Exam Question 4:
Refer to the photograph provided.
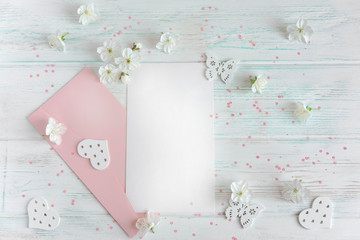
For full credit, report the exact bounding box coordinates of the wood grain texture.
[0,0,360,239]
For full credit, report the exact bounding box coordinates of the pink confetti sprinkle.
[267,158,270,162]
[281,108,285,111]
[96,228,99,231]
[201,27,204,32]
[242,144,245,147]
[238,35,242,39]
[61,170,64,173]
[312,162,316,165]
[239,113,242,116]
[210,222,213,225]
[275,102,278,105]
[174,229,178,233]
[110,226,113,230]
[221,202,224,206]
[292,121,295,124]
[256,155,260,159]
[51,70,55,73]
[226,122,229,125]
[72,200,75,205]
[104,27,107,30]
[51,204,54,207]
[231,113,235,117]
[56,173,60,176]
[137,21,141,24]
[275,178,279,181]
[128,16,132,20]
[30,75,33,78]
[318,106,321,110]
[333,161,337,164]
[63,190,67,193]
[33,47,37,50]
[319,181,322,184]
[326,152,329,155]
[22,194,25,198]
[45,89,48,93]
[201,7,205,10]
[332,156,335,159]
[170,221,173,225]
[234,161,237,164]
[287,164,290,167]
[263,122,266,126]
[48,183,51,186]
[36,74,40,77]
[219,189,223,193]
[190,202,193,205]
[249,165,252,168]
[36,55,39,58]
[248,136,251,139]
[217,35,221,39]
[148,50,151,54]
[276,56,279,59]
[297,52,301,55]
[246,163,249,166]
[205,19,208,22]
[344,147,347,150]
[218,212,222,216]
[249,40,255,47]
[169,27,173,31]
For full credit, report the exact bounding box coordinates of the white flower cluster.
[97,41,142,85]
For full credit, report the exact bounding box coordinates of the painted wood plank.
[3,139,359,212]
[1,65,360,140]
[0,0,360,63]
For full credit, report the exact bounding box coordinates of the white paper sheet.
[126,63,215,213]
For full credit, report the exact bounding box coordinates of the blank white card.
[126,63,215,213]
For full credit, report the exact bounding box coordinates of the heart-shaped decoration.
[77,139,110,170]
[299,197,333,229]
[28,197,60,230]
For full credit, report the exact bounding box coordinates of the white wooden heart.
[77,139,110,170]
[298,197,333,229]
[28,197,60,230]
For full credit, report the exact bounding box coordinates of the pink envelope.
[28,68,139,237]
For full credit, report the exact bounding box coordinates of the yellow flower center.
[106,70,111,74]
[84,10,89,15]
[293,188,299,196]
[126,59,131,63]
[237,191,243,196]
[108,48,112,54]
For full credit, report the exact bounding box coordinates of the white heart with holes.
[299,197,333,229]
[77,139,110,170]
[28,197,60,230]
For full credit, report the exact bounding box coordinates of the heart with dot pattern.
[298,197,333,229]
[28,197,60,230]
[77,139,110,170]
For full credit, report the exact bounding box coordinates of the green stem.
[150,227,155,233]
[61,32,69,41]
[306,106,320,111]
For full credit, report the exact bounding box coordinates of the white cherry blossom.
[287,18,313,44]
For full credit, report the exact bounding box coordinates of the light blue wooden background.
[0,0,360,239]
